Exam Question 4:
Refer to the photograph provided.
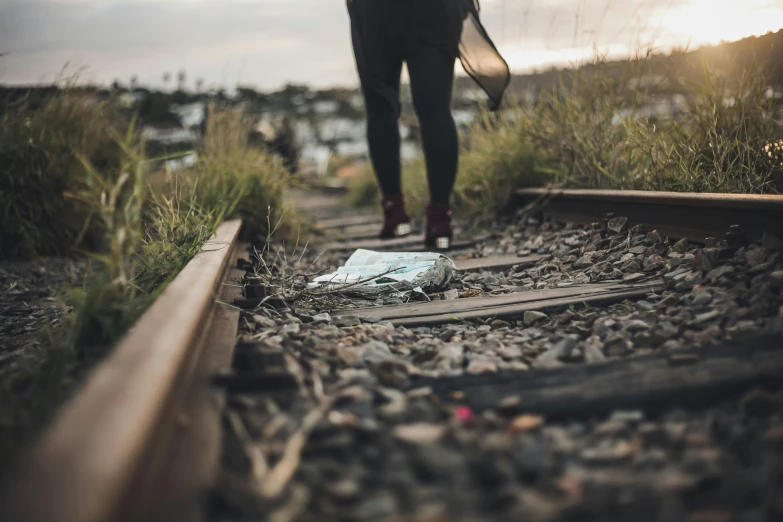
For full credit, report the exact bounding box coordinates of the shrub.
[0,91,127,259]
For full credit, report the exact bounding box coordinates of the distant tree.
[177,70,187,92]
[162,72,172,90]
[130,75,139,90]
[111,80,123,91]
[279,83,310,111]
[196,78,205,93]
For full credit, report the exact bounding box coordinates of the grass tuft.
[346,56,783,221]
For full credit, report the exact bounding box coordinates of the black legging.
[349,0,461,205]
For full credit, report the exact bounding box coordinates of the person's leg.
[364,64,403,197]
[407,45,459,205]
[407,44,459,248]
[348,0,411,237]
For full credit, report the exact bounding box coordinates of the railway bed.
[3,189,783,522]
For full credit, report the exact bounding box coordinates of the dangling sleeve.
[459,0,511,111]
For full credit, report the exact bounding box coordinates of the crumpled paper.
[308,249,456,299]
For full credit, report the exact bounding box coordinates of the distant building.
[171,103,206,129]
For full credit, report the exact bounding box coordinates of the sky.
[1,0,782,91]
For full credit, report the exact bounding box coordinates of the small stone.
[439,328,458,341]
[252,314,278,328]
[690,289,712,306]
[338,345,365,367]
[622,273,645,283]
[573,255,596,269]
[744,248,767,267]
[610,410,644,423]
[394,423,447,444]
[435,343,465,370]
[580,441,635,466]
[672,238,690,253]
[312,312,332,324]
[584,338,607,363]
[534,338,576,368]
[443,289,460,300]
[607,216,629,234]
[335,315,362,327]
[692,309,720,326]
[741,389,781,417]
[325,478,361,501]
[706,265,733,282]
[282,322,300,335]
[497,344,523,359]
[604,335,631,357]
[509,414,544,433]
[659,294,679,307]
[523,311,549,326]
[467,359,498,374]
[625,319,650,333]
[497,395,521,411]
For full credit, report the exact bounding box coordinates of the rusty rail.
[517,188,783,243]
[1,220,244,522]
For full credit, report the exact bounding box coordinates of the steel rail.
[516,188,783,242]
[1,220,243,522]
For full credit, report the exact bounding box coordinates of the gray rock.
[692,309,720,326]
[435,343,465,370]
[251,314,278,328]
[622,273,646,283]
[335,315,362,327]
[534,338,576,368]
[706,264,734,282]
[583,337,607,363]
[672,238,690,253]
[523,311,549,326]
[610,410,645,422]
[745,248,767,267]
[580,442,635,466]
[442,289,460,300]
[607,216,629,234]
[497,344,523,359]
[467,359,499,374]
[312,312,332,324]
[625,319,650,333]
[573,255,596,269]
[690,290,712,306]
[604,334,632,356]
[282,322,300,335]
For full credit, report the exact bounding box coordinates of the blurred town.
[2,29,781,182]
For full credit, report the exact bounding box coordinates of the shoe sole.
[394,223,412,237]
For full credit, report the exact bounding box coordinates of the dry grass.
[346,56,783,221]
[0,100,302,471]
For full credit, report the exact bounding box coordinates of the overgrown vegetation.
[347,56,783,219]
[0,91,127,259]
[0,98,299,469]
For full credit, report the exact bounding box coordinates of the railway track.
[3,189,783,522]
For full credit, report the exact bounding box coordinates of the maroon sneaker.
[424,203,453,250]
[380,194,412,239]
